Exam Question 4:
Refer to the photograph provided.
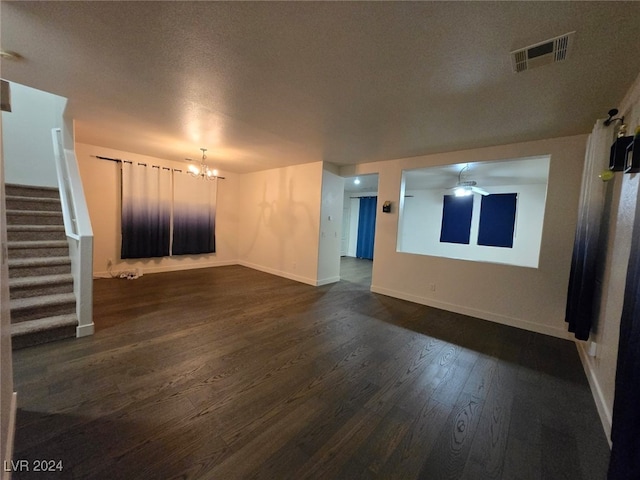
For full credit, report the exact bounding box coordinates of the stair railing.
[52,128,94,337]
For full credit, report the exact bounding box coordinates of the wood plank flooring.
[10,258,610,479]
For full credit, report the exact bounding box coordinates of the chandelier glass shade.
[187,148,219,180]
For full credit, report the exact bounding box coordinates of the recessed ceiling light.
[354,178,361,185]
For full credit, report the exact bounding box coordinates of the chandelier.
[187,148,219,180]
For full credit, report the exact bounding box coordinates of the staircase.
[5,184,78,349]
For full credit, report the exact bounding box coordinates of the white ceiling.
[344,174,379,194]
[403,156,550,191]
[345,156,549,193]
[2,1,639,174]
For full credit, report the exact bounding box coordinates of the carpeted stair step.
[9,273,74,300]
[5,184,79,349]
[6,225,67,242]
[5,184,61,199]
[11,314,78,350]
[7,240,69,259]
[6,210,64,226]
[8,256,72,278]
[5,195,62,212]
[10,292,77,323]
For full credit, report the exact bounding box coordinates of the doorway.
[340,174,379,287]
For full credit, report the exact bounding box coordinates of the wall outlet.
[107,258,113,267]
[429,283,436,292]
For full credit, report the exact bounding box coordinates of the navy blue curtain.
[478,193,517,248]
[356,196,377,259]
[172,172,217,255]
[566,120,611,340]
[608,185,640,479]
[440,195,473,244]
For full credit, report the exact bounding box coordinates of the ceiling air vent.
[511,31,575,73]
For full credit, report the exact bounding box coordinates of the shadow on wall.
[241,169,316,271]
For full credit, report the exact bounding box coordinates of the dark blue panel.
[356,197,377,259]
[440,195,473,244]
[477,193,517,248]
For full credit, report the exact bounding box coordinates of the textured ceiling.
[2,1,639,173]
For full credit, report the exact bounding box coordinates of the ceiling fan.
[450,165,490,196]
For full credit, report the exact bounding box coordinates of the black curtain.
[608,184,640,479]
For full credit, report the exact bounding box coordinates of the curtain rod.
[92,155,226,179]
[92,155,173,171]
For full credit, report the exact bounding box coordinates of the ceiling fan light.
[454,187,472,197]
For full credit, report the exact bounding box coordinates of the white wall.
[317,169,344,285]
[399,189,439,254]
[578,73,640,441]
[347,197,359,257]
[75,143,239,276]
[341,134,587,339]
[238,161,323,285]
[2,82,66,187]
[399,182,548,268]
[77,144,330,286]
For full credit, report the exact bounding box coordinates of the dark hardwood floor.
[11,259,610,479]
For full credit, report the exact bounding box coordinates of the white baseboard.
[93,260,239,279]
[237,261,317,286]
[2,392,17,480]
[576,341,613,447]
[370,284,571,340]
[76,323,95,338]
[94,259,325,287]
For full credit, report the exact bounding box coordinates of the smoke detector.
[511,32,575,73]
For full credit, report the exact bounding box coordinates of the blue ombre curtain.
[608,183,640,479]
[356,196,377,260]
[172,173,217,255]
[565,120,613,340]
[121,163,171,259]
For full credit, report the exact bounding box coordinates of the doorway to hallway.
[341,173,378,287]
